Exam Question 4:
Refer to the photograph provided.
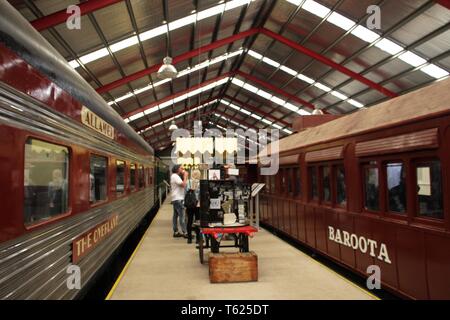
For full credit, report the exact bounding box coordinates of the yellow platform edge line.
[105,210,157,300]
[284,238,380,300]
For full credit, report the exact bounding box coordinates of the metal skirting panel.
[0,189,155,299]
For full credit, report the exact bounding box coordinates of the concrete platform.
[107,198,376,300]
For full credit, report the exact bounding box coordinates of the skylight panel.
[228,103,241,111]
[240,108,251,115]
[420,64,449,79]
[348,99,364,108]
[351,25,380,43]
[139,25,167,41]
[297,74,315,84]
[247,50,263,60]
[283,128,293,134]
[398,51,426,67]
[173,93,189,104]
[297,109,311,115]
[280,65,298,76]
[270,96,286,105]
[272,123,283,129]
[302,0,330,18]
[327,12,355,31]
[197,4,225,20]
[114,92,134,103]
[124,118,130,123]
[256,90,273,100]
[243,82,258,92]
[144,106,159,115]
[314,82,332,92]
[159,100,173,109]
[79,48,109,64]
[225,0,251,11]
[110,36,139,52]
[129,112,144,121]
[331,91,348,100]
[261,118,272,125]
[262,56,281,68]
[251,114,262,120]
[284,102,300,112]
[374,38,403,55]
[168,14,197,31]
[286,0,302,5]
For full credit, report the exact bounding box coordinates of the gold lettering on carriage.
[328,226,391,264]
[72,214,119,263]
[81,106,114,139]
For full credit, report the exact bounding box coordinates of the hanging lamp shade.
[157,57,178,79]
[169,120,178,131]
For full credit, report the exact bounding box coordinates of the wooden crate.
[209,251,258,283]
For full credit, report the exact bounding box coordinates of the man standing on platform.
[170,165,188,238]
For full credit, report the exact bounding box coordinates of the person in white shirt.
[170,164,188,238]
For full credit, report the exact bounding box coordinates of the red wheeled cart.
[197,225,258,264]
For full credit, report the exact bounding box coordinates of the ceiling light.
[169,120,178,131]
[312,109,324,115]
[284,102,300,112]
[262,56,281,68]
[157,57,178,79]
[110,36,139,52]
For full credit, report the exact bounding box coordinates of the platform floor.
[108,197,376,300]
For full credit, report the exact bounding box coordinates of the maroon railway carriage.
[258,77,450,299]
[0,3,161,299]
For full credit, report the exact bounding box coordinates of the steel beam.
[223,95,291,127]
[31,0,123,31]
[123,72,231,119]
[96,28,259,94]
[260,28,398,98]
[235,70,318,112]
[137,97,218,133]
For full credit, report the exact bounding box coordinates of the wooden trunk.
[209,251,258,283]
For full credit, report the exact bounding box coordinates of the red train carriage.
[0,3,161,299]
[258,77,450,299]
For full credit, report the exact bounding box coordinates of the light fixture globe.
[312,108,324,115]
[168,120,178,131]
[157,56,178,79]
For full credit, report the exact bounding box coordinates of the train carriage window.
[416,161,443,219]
[335,165,347,206]
[386,162,407,214]
[24,139,69,225]
[138,165,145,189]
[321,166,331,202]
[287,168,293,195]
[270,175,275,193]
[364,166,379,211]
[280,169,286,194]
[130,164,136,191]
[90,155,107,203]
[116,160,125,196]
[309,166,318,200]
[294,167,301,197]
